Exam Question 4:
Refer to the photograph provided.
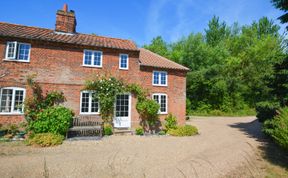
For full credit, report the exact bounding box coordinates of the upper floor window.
[80,91,99,114]
[83,50,102,67]
[5,42,31,62]
[152,93,168,114]
[153,71,167,86]
[119,54,129,70]
[0,87,25,114]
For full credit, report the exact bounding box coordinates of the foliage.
[167,125,198,137]
[263,107,288,150]
[143,36,170,58]
[144,16,285,115]
[164,114,178,130]
[158,130,166,135]
[256,101,280,122]
[29,106,73,136]
[271,0,288,29]
[26,133,64,147]
[103,124,113,136]
[85,75,125,123]
[135,127,144,135]
[25,74,66,122]
[136,99,160,130]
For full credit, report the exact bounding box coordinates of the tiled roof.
[139,48,189,71]
[0,22,138,51]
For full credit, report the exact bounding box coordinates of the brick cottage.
[0,4,189,129]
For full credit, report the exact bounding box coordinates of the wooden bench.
[67,115,103,138]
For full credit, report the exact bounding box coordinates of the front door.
[113,94,131,128]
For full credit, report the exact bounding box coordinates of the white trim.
[0,87,26,115]
[152,71,168,87]
[82,49,103,68]
[152,93,168,114]
[79,91,100,115]
[119,54,129,70]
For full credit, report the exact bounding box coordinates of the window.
[153,93,167,114]
[80,91,99,114]
[115,94,130,117]
[119,54,129,69]
[5,42,31,61]
[83,50,102,67]
[153,71,167,86]
[0,87,25,114]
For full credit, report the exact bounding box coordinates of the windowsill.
[79,113,100,115]
[82,65,102,68]
[3,59,30,63]
[152,84,168,87]
[159,112,168,115]
[119,68,129,70]
[0,112,24,116]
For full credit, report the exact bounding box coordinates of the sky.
[0,0,286,46]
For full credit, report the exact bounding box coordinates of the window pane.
[153,72,159,84]
[84,51,92,65]
[160,95,167,112]
[120,55,127,68]
[7,42,16,58]
[153,95,159,103]
[0,89,13,113]
[93,52,101,66]
[13,90,24,112]
[160,72,166,85]
[91,93,99,113]
[81,92,89,113]
[115,94,129,117]
[18,44,30,60]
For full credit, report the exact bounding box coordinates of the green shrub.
[256,101,280,122]
[164,114,177,130]
[136,99,160,129]
[168,125,198,137]
[26,133,64,147]
[104,124,113,136]
[135,127,144,135]
[263,107,288,150]
[29,106,73,135]
[158,130,166,135]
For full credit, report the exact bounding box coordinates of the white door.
[113,94,131,128]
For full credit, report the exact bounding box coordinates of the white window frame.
[152,93,168,114]
[0,87,26,115]
[119,54,129,70]
[152,71,168,86]
[80,91,100,115]
[4,41,31,62]
[82,49,103,68]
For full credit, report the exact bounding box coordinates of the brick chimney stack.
[55,4,77,33]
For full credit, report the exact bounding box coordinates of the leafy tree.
[205,16,230,46]
[271,0,288,29]
[143,36,169,58]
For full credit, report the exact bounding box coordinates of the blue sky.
[0,0,285,46]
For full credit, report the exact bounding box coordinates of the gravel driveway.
[0,116,265,178]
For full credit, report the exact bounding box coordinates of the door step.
[113,129,133,135]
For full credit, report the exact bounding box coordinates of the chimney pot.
[63,4,68,12]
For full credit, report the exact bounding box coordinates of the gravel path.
[0,116,265,178]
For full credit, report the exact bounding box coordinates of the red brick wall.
[0,37,187,127]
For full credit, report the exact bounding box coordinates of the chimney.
[55,4,77,33]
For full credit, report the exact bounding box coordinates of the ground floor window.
[115,94,129,117]
[152,93,168,114]
[0,87,25,114]
[80,91,99,114]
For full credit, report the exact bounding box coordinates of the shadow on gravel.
[229,119,288,170]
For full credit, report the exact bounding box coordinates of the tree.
[271,0,288,29]
[205,16,230,47]
[143,36,169,58]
